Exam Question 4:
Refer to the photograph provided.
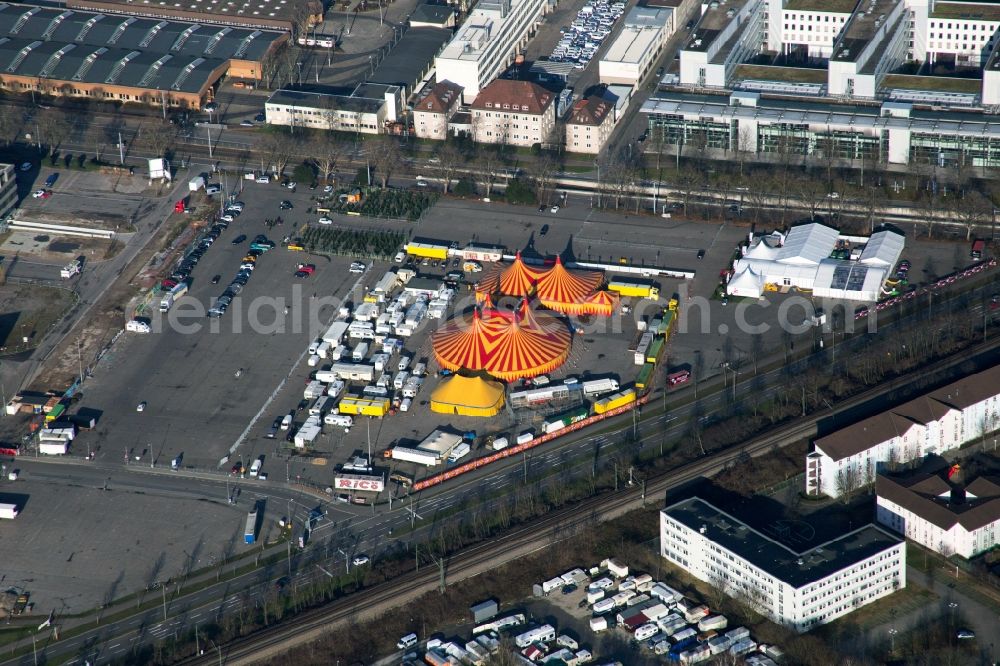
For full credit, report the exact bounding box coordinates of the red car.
[161,278,178,290]
[294,263,316,278]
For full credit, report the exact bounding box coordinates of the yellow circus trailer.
[608,279,660,300]
[405,241,450,260]
[593,389,637,414]
[337,396,390,417]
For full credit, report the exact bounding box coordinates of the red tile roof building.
[471,80,556,147]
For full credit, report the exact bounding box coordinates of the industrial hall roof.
[0,3,283,93]
[432,299,572,381]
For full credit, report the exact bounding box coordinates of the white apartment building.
[412,80,464,140]
[564,94,616,154]
[435,0,548,103]
[0,163,17,223]
[598,5,674,85]
[877,472,1000,558]
[683,0,1000,104]
[661,498,906,632]
[806,365,1000,499]
[470,79,555,147]
[264,84,402,134]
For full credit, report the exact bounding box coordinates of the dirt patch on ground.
[0,232,116,262]
[0,284,77,355]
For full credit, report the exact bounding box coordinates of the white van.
[308,338,322,355]
[516,431,534,445]
[281,414,292,430]
[307,354,321,367]
[324,414,354,428]
[400,397,412,412]
[394,251,406,263]
[249,458,263,477]
[491,437,509,451]
[412,362,426,377]
[397,633,418,649]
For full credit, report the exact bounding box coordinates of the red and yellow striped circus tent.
[571,289,619,316]
[476,251,551,298]
[536,255,604,313]
[432,300,572,381]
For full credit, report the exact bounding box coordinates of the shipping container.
[608,278,659,299]
[593,389,636,414]
[338,396,389,417]
[244,510,257,544]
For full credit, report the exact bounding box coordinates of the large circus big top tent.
[477,252,614,315]
[432,300,572,381]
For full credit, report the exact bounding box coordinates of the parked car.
[318,216,333,225]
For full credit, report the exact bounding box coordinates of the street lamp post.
[888,627,897,654]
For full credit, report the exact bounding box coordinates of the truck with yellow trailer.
[608,279,660,300]
[405,240,450,260]
[593,389,637,414]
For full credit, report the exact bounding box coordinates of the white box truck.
[583,378,619,396]
[188,175,205,191]
[0,503,19,519]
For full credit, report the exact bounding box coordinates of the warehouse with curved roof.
[0,3,286,109]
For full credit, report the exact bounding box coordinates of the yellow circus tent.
[430,374,505,417]
[432,299,572,381]
[536,256,604,313]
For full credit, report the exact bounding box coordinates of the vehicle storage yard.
[402,557,783,665]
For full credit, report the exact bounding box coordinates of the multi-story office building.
[806,365,1000,499]
[877,471,1000,558]
[470,79,555,146]
[642,91,1000,167]
[661,498,906,632]
[265,84,402,134]
[678,0,1000,105]
[0,164,18,224]
[598,5,675,85]
[435,0,548,103]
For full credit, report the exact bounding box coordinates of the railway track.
[181,416,819,665]
[181,333,1000,665]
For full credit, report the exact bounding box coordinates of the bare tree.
[953,190,991,241]
[734,125,755,177]
[368,138,402,189]
[312,134,342,184]
[529,154,559,206]
[434,141,465,194]
[796,176,826,221]
[835,465,862,503]
[40,108,72,152]
[138,120,178,158]
[477,145,504,198]
[259,131,296,176]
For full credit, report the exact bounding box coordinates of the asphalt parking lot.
[77,179,373,473]
[0,467,246,614]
